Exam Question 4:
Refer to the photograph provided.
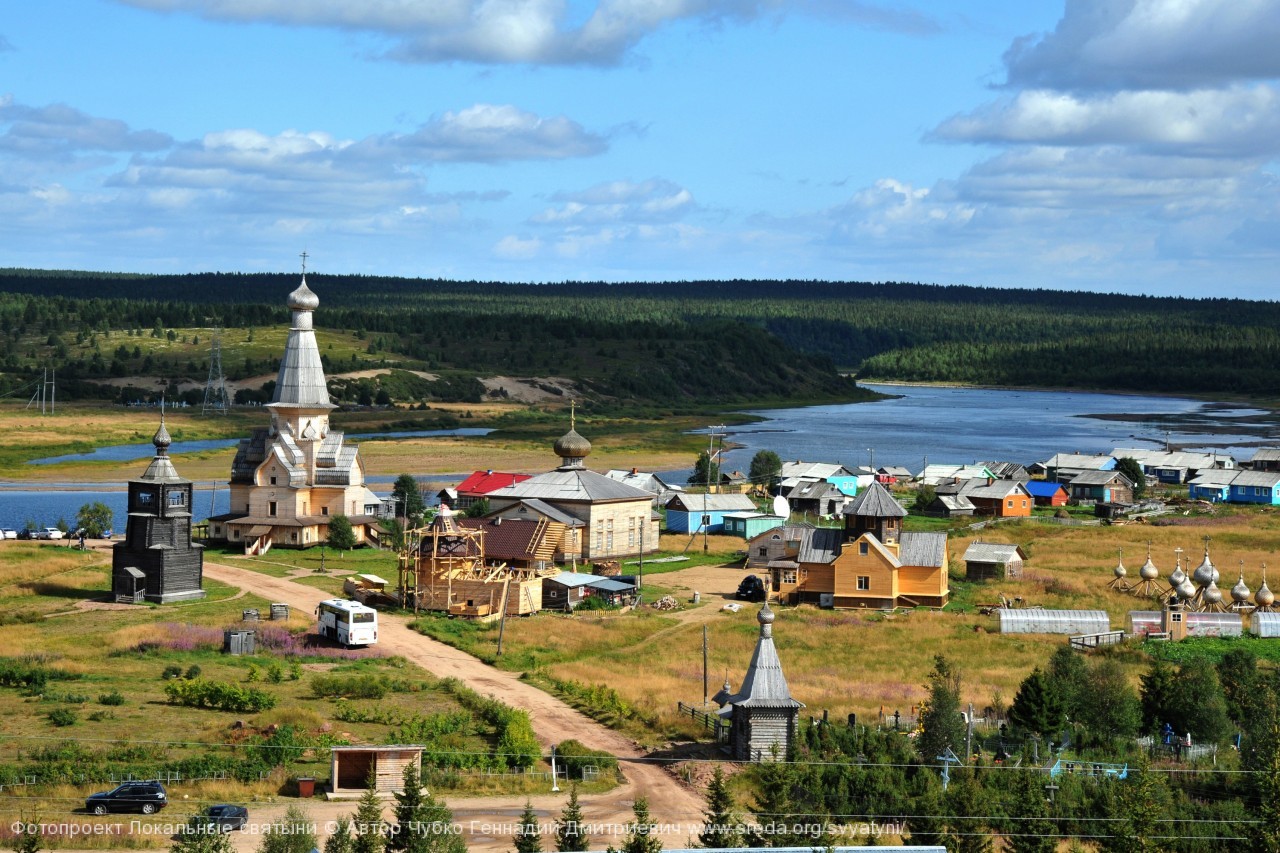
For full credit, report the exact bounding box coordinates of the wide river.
[4,384,1278,530]
[691,383,1280,480]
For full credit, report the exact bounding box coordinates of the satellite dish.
[772,495,790,519]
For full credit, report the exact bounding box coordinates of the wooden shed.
[963,541,1027,581]
[329,746,423,796]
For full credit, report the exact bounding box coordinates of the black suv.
[86,781,168,815]
[736,574,767,602]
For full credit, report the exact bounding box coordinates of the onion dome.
[1231,573,1251,603]
[1203,580,1223,605]
[554,428,592,460]
[1113,557,1128,579]
[1168,565,1187,588]
[1257,580,1275,608]
[1139,555,1159,581]
[1177,578,1196,600]
[152,415,172,453]
[759,601,776,626]
[1192,551,1216,587]
[287,277,320,311]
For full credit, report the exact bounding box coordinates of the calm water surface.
[669,383,1279,481]
[8,386,1280,530]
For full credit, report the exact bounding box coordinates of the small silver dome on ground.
[1232,573,1252,603]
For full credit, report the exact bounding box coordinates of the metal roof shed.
[998,609,1110,635]
[1251,611,1280,637]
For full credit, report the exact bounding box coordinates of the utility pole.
[704,425,726,554]
[702,624,709,707]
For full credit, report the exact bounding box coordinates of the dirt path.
[201,561,708,852]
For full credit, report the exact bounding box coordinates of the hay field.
[440,505,1280,741]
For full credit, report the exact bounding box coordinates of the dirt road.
[201,561,708,852]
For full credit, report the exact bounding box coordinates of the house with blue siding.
[1188,471,1238,502]
[1228,471,1280,505]
[723,512,787,539]
[664,493,758,533]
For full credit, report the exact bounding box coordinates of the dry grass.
[471,506,1280,738]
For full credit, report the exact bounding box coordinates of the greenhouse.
[998,609,1110,635]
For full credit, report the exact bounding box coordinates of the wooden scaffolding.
[397,508,554,618]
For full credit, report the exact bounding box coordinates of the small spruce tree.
[698,766,743,848]
[352,774,386,853]
[514,800,544,853]
[323,817,355,853]
[555,786,589,853]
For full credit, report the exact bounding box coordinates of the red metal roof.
[456,470,531,496]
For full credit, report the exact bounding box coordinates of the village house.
[1110,447,1236,484]
[1187,470,1238,502]
[485,415,656,562]
[723,512,787,540]
[922,493,976,518]
[918,464,995,486]
[767,482,949,609]
[208,274,375,553]
[1067,470,1135,504]
[1042,453,1116,484]
[962,480,1033,518]
[664,493,757,533]
[451,471,530,511]
[1248,448,1280,472]
[541,571,637,611]
[1024,480,1069,507]
[875,465,913,485]
[784,478,849,517]
[980,461,1030,481]
[1227,470,1280,505]
[603,468,683,504]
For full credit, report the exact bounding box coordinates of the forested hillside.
[1,269,1277,404]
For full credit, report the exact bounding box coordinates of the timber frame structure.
[397,508,555,618]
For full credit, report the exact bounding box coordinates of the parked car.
[736,574,767,602]
[197,804,248,832]
[85,781,168,815]
[16,529,32,540]
[0,529,17,540]
[34,528,64,540]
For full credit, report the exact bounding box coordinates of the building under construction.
[398,506,562,619]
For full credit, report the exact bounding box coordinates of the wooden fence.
[677,701,729,741]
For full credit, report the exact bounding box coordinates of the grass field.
[0,543,581,847]
[406,503,1280,749]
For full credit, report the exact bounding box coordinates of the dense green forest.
[1,269,1277,406]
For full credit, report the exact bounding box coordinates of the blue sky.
[2,1,1278,297]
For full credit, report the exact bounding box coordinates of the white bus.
[316,599,378,647]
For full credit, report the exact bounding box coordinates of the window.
[758,547,768,556]
[322,507,328,516]
[169,491,185,507]
[782,570,797,584]
[137,491,154,506]
[859,541,868,556]
[270,476,277,486]
[857,576,870,591]
[268,501,277,517]
[1007,499,1014,508]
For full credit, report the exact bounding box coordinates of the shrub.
[163,678,276,713]
[310,673,388,699]
[267,663,284,684]
[48,707,78,727]
[98,691,125,706]
[245,664,260,683]
[555,739,618,779]
[162,665,184,680]
[185,665,202,680]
